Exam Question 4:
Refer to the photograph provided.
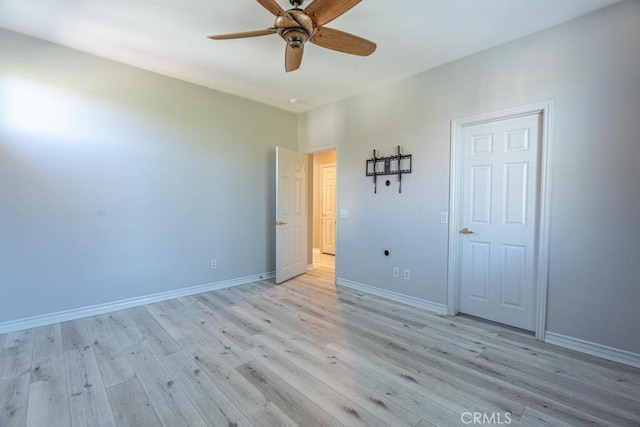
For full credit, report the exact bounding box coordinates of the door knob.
[276,221,288,226]
[460,227,475,235]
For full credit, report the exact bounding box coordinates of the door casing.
[302,147,339,284]
[447,101,554,340]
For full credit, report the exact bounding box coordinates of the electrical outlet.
[440,212,449,224]
[210,259,217,269]
[403,269,411,280]
[392,267,400,278]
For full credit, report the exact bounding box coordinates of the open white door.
[276,147,308,284]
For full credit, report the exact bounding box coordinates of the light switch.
[440,212,448,224]
[340,209,348,218]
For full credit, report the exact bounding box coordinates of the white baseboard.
[312,248,321,254]
[336,278,448,316]
[0,271,275,335]
[545,332,640,369]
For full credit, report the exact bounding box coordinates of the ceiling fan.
[208,0,376,72]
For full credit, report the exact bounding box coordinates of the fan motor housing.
[275,9,315,47]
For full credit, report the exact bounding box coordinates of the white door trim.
[447,101,554,340]
[301,146,339,285]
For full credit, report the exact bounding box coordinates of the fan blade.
[257,0,288,17]
[208,28,277,40]
[285,44,304,72]
[257,0,299,28]
[310,27,376,56]
[304,0,361,27]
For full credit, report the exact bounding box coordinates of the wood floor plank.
[106,377,162,427]
[82,314,135,389]
[4,253,639,426]
[64,347,116,427]
[195,292,264,336]
[497,330,640,393]
[0,373,30,427]
[255,331,422,426]
[27,371,71,427]
[0,329,34,381]
[231,302,337,348]
[171,301,257,368]
[161,350,255,427]
[83,314,114,339]
[145,300,198,340]
[519,406,574,427]
[250,292,523,419]
[126,306,182,357]
[30,323,64,383]
[189,300,262,350]
[125,341,208,427]
[326,340,515,420]
[253,325,463,426]
[479,348,640,419]
[89,332,135,388]
[105,310,145,351]
[27,323,71,427]
[426,346,632,426]
[248,344,388,426]
[499,328,640,379]
[61,319,91,352]
[237,360,344,427]
[176,334,298,427]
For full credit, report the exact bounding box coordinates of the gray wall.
[0,29,298,323]
[299,1,640,353]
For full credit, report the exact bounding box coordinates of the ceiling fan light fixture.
[208,0,376,72]
[282,28,309,49]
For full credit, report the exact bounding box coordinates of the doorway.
[311,150,336,270]
[447,102,553,339]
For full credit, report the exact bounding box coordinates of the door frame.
[303,146,339,285]
[446,101,554,340]
[321,163,337,255]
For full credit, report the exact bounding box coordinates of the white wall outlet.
[210,259,217,269]
[440,212,449,224]
[392,267,400,278]
[403,269,411,280]
[340,209,348,218]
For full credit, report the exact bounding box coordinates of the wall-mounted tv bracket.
[366,146,412,193]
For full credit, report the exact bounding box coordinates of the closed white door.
[321,164,336,255]
[458,113,540,331]
[276,147,308,284]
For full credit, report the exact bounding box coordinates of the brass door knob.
[276,221,288,226]
[460,227,475,235]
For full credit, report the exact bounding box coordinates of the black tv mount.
[366,146,412,193]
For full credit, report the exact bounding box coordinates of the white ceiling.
[0,0,623,113]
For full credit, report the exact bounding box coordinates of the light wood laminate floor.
[1,254,639,426]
